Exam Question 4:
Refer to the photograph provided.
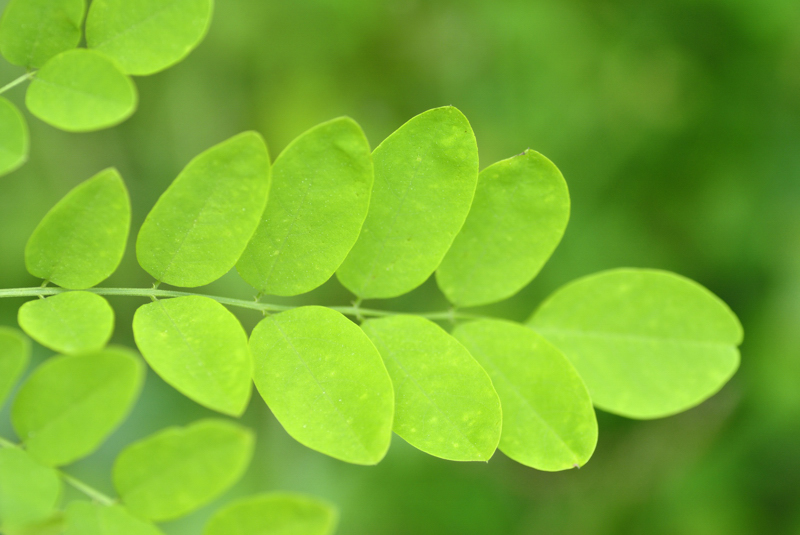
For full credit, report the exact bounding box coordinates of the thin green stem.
[0,72,35,95]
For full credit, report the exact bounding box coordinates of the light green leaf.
[528,268,743,419]
[11,348,145,467]
[0,448,62,532]
[250,306,394,465]
[63,502,163,535]
[0,96,28,177]
[0,327,30,409]
[136,132,271,287]
[437,150,570,307]
[26,49,137,132]
[25,168,131,289]
[204,493,337,535]
[113,419,254,522]
[336,106,478,299]
[18,292,114,355]
[132,296,252,416]
[0,0,84,68]
[454,319,597,471]
[238,117,373,296]
[86,0,213,76]
[362,315,501,461]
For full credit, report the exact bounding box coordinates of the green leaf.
[113,419,254,522]
[63,502,163,535]
[362,315,501,462]
[132,296,252,416]
[0,96,28,177]
[453,319,597,471]
[437,150,570,307]
[86,0,213,76]
[203,493,337,535]
[25,168,131,289]
[26,49,137,132]
[0,327,30,409]
[11,348,145,467]
[238,117,373,296]
[336,106,478,299]
[18,292,114,355]
[0,448,62,532]
[527,268,743,419]
[136,132,271,287]
[250,306,394,465]
[0,0,84,68]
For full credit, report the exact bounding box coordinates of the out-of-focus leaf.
[203,493,337,535]
[0,0,84,68]
[0,97,28,177]
[0,327,29,409]
[0,448,62,531]
[63,501,163,535]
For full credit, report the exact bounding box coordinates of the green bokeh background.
[2,0,800,533]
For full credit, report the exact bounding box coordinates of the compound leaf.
[26,49,137,132]
[0,96,28,177]
[113,419,254,522]
[238,117,373,296]
[132,296,252,416]
[25,168,131,289]
[204,493,337,535]
[336,106,478,299]
[454,319,597,471]
[86,0,213,76]
[527,268,743,419]
[11,348,144,467]
[0,448,62,532]
[250,306,394,465]
[136,132,270,287]
[362,315,501,462]
[0,327,30,409]
[437,150,570,307]
[63,502,163,535]
[0,0,84,68]
[18,292,114,355]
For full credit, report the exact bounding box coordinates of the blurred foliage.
[1,0,799,533]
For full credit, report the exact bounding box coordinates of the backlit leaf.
[132,296,252,416]
[528,268,743,419]
[238,117,373,296]
[25,168,131,289]
[336,106,478,299]
[0,0,84,68]
[11,348,144,467]
[250,306,394,465]
[0,449,62,532]
[454,319,597,471]
[203,493,337,535]
[0,96,28,177]
[63,502,163,535]
[362,315,501,461]
[0,327,29,409]
[136,132,270,287]
[113,419,254,522]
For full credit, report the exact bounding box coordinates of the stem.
[0,72,35,95]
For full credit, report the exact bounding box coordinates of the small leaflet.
[203,493,338,535]
[0,327,29,409]
[0,96,29,177]
[0,448,62,531]
[0,0,85,68]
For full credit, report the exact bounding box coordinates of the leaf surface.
[0,96,28,177]
[528,268,743,419]
[203,493,337,535]
[362,315,501,461]
[250,306,394,464]
[0,448,62,531]
[0,0,84,68]
[0,327,29,409]
[63,502,163,535]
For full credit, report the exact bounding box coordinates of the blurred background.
[2,0,800,533]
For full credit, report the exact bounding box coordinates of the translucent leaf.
[238,117,373,296]
[0,0,84,68]
[527,268,743,419]
[86,0,213,76]
[132,296,252,416]
[26,49,137,132]
[11,348,145,467]
[63,502,163,535]
[0,97,28,177]
[113,419,254,522]
[250,306,394,465]
[336,106,478,299]
[453,319,598,471]
[437,150,570,307]
[0,327,29,409]
[136,132,271,287]
[203,493,337,535]
[362,315,501,461]
[18,292,114,355]
[25,168,131,289]
[0,449,62,532]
